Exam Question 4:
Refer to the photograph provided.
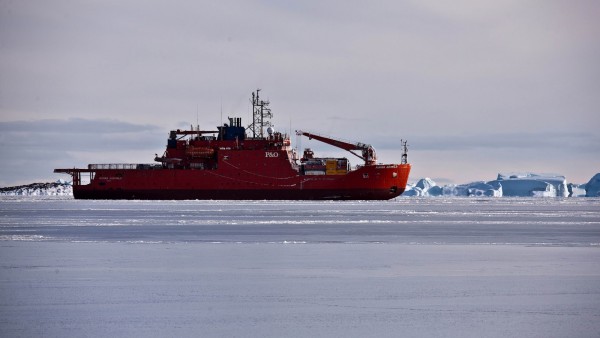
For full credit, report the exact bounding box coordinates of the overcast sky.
[1,0,599,186]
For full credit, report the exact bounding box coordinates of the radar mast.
[249,89,272,139]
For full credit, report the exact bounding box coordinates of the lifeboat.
[186,146,215,158]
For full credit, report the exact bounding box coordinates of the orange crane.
[295,130,377,165]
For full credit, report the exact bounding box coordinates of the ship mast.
[249,89,272,139]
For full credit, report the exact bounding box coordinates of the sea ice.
[1,198,599,338]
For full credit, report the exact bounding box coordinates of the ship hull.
[66,164,411,200]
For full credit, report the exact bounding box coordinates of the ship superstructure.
[55,90,411,200]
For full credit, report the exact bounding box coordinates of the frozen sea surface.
[1,197,600,337]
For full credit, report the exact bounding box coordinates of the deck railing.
[88,164,159,170]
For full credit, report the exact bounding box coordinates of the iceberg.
[488,173,569,197]
[415,177,436,191]
[402,186,423,197]
[402,172,597,198]
[442,181,502,197]
[567,183,587,197]
[404,178,440,196]
[405,178,502,197]
[586,173,600,197]
[427,185,443,196]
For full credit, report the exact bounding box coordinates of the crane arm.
[296,131,358,151]
[296,130,377,165]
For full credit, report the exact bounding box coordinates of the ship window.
[363,173,369,178]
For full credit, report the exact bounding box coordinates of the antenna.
[249,89,272,138]
[220,98,223,141]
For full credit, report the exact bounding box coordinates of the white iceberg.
[488,172,569,197]
[427,185,443,196]
[585,173,600,197]
[404,178,442,197]
[567,183,587,197]
[442,181,502,197]
[415,177,436,191]
[402,172,585,198]
[402,186,422,197]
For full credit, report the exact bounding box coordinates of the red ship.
[55,90,411,200]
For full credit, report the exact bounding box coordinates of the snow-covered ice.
[1,197,600,337]
[0,180,72,196]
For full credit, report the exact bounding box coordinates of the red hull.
[66,164,411,200]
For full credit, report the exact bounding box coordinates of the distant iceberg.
[442,181,502,197]
[405,178,502,197]
[403,172,597,198]
[568,183,587,197]
[586,173,600,197]
[489,173,568,197]
[403,178,438,197]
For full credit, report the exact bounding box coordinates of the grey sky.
[1,0,599,186]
